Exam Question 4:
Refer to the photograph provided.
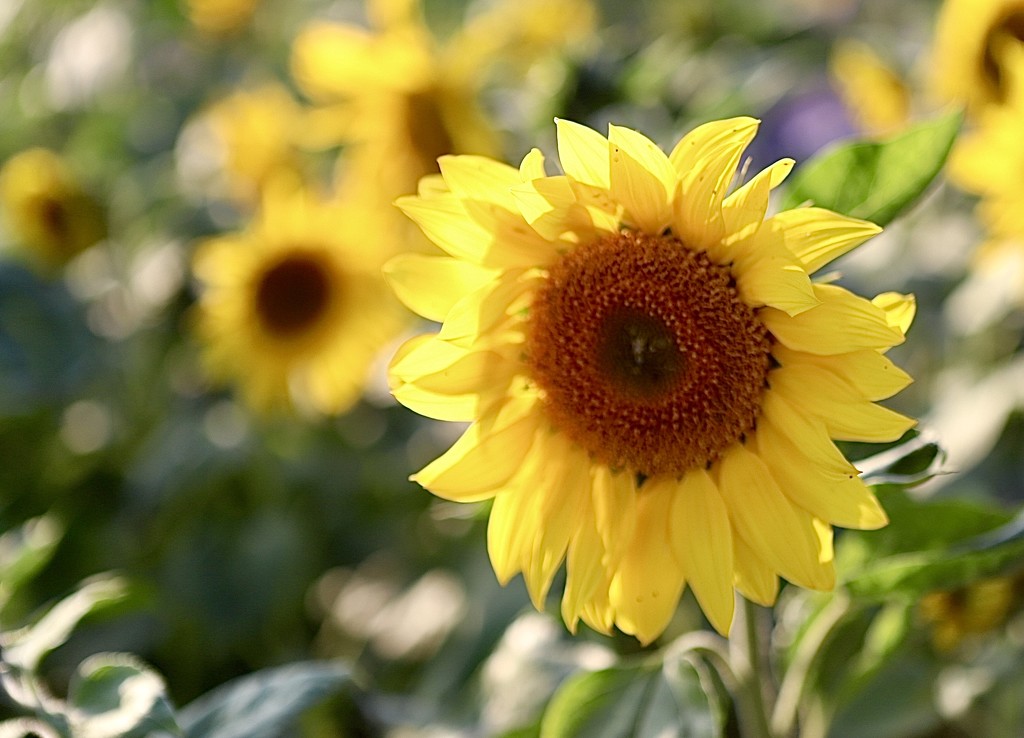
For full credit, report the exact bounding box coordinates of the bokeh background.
[1,0,1023,736]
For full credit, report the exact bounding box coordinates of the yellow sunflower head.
[387,118,916,644]
[0,148,107,270]
[290,0,498,199]
[930,0,1024,112]
[192,183,406,415]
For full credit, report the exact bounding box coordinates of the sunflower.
[919,571,1024,651]
[193,183,405,414]
[387,118,916,643]
[290,0,594,201]
[930,0,1024,112]
[0,148,106,270]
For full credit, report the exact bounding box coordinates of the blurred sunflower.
[387,118,916,643]
[946,44,1024,309]
[829,39,911,137]
[930,0,1024,112]
[919,571,1024,651]
[0,148,106,270]
[290,0,595,201]
[193,183,406,414]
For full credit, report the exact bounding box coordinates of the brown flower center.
[526,231,771,476]
[404,89,455,178]
[254,253,333,338]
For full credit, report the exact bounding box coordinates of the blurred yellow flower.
[829,39,911,137]
[387,118,915,643]
[192,183,406,415]
[919,572,1024,651]
[930,0,1024,112]
[291,0,595,200]
[0,148,106,270]
[184,0,260,36]
[199,83,307,206]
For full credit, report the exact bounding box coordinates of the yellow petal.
[733,534,778,607]
[383,254,498,322]
[872,292,916,335]
[561,469,608,633]
[555,118,610,188]
[759,390,859,477]
[662,470,736,636]
[412,395,542,500]
[438,268,538,347]
[389,336,480,420]
[722,158,795,236]
[519,148,548,180]
[511,175,596,241]
[522,434,589,608]
[755,417,889,530]
[732,230,819,315]
[761,283,905,354]
[671,117,760,249]
[773,343,912,401]
[609,484,686,645]
[591,465,637,569]
[608,124,675,233]
[769,208,882,274]
[439,154,521,210]
[769,364,916,442]
[716,443,835,591]
[488,482,539,584]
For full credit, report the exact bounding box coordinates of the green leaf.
[0,515,64,617]
[178,661,353,738]
[840,489,1024,601]
[68,653,181,738]
[780,110,964,226]
[540,659,722,738]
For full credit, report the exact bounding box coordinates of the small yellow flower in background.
[387,118,916,643]
[184,0,261,36]
[290,0,595,202]
[829,39,911,137]
[198,84,307,206]
[919,571,1024,651]
[192,182,406,415]
[930,0,1024,113]
[0,148,107,270]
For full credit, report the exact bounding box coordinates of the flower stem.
[730,596,776,738]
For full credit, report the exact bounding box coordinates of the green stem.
[730,596,776,738]
[770,593,851,738]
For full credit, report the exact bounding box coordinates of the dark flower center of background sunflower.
[527,231,771,477]
[255,254,332,337]
[983,9,1024,99]
[404,89,454,177]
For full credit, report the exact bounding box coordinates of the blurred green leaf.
[68,653,180,738]
[780,110,963,226]
[178,661,353,738]
[841,489,1024,601]
[540,659,722,738]
[0,516,65,617]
